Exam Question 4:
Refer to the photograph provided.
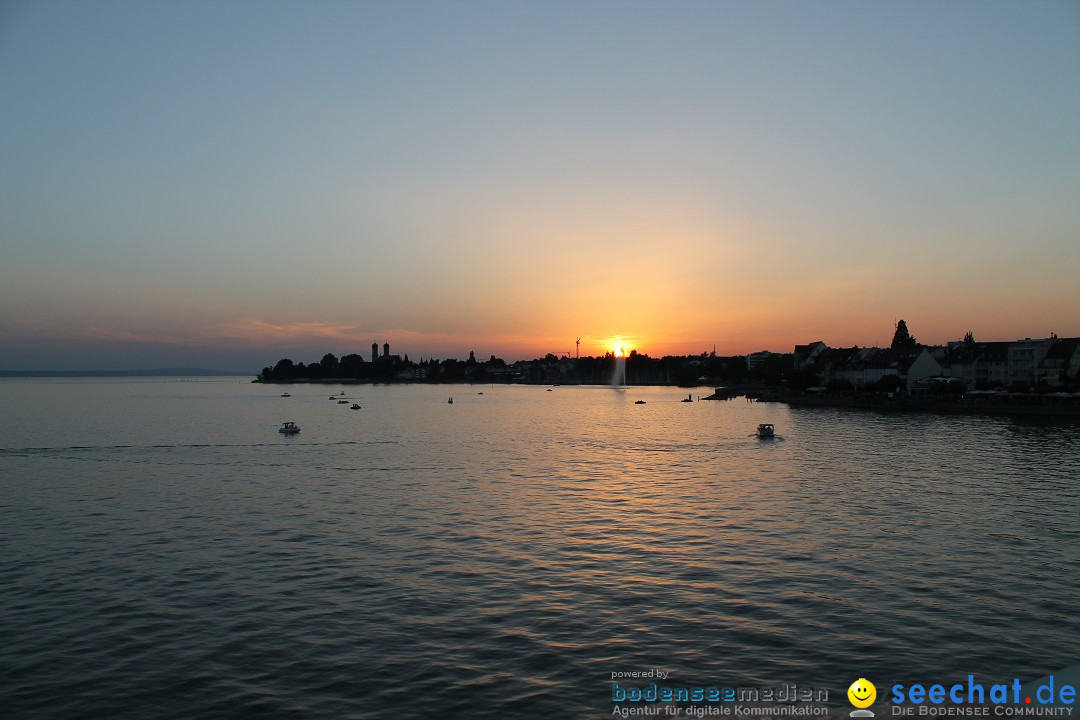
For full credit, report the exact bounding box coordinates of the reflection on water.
[1,379,1078,719]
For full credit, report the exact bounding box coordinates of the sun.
[609,337,628,357]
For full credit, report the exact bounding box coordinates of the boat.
[447,397,454,404]
[755,423,775,438]
[278,421,300,434]
[329,396,337,400]
[280,392,291,397]
[337,400,349,404]
[350,403,361,410]
[635,400,647,404]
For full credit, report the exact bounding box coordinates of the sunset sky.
[2,1,1078,370]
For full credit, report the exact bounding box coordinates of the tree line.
[256,350,796,386]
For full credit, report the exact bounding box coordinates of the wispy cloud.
[0,315,568,359]
[203,318,370,345]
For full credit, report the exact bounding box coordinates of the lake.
[2,378,1078,719]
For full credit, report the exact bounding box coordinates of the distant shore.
[0,369,250,377]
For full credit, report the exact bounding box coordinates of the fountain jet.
[611,350,627,388]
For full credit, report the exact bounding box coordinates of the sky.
[1,0,1078,370]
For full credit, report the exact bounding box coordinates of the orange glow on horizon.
[608,336,630,358]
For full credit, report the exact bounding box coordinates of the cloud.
[0,314,564,360]
[1,316,369,348]
[203,318,369,345]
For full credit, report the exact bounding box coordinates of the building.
[793,341,827,370]
[746,350,778,370]
[904,348,944,391]
[1035,339,1080,387]
[798,343,942,391]
[1007,339,1051,386]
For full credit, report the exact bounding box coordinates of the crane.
[576,337,581,359]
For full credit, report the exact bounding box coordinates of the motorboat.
[755,423,775,438]
[329,396,337,400]
[337,400,349,404]
[447,397,454,404]
[350,403,361,410]
[634,400,647,404]
[279,422,300,434]
[280,392,291,397]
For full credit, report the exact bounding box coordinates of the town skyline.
[2,1,1078,371]
[245,326,1079,402]
[2,323,1078,373]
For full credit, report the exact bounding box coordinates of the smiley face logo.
[848,678,876,708]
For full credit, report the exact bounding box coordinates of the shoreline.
[257,378,1080,418]
[772,392,1080,418]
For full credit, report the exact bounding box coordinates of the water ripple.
[1,383,1078,718]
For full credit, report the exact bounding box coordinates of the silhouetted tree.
[320,353,340,376]
[340,354,364,378]
[827,379,855,395]
[891,320,917,350]
[441,358,465,381]
[787,367,820,392]
[273,358,296,380]
[874,374,903,393]
[963,330,975,345]
[749,355,786,386]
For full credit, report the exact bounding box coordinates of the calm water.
[2,378,1078,719]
